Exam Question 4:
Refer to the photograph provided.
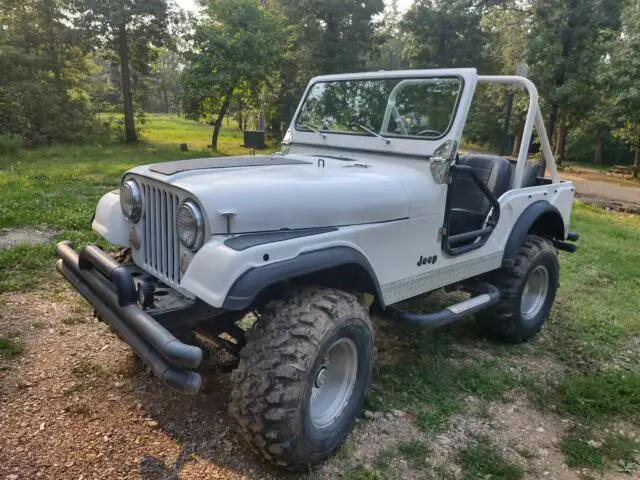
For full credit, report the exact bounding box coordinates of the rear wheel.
[478,235,559,342]
[229,287,373,470]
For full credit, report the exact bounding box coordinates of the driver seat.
[448,154,511,237]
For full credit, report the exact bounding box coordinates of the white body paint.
[91,69,574,309]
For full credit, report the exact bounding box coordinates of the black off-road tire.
[229,287,374,471]
[478,235,559,342]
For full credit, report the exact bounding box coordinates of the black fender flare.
[502,200,565,267]
[222,246,384,310]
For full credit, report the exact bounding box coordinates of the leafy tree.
[279,0,384,75]
[72,0,171,142]
[526,0,621,166]
[368,0,410,71]
[147,48,183,113]
[402,0,493,71]
[181,0,287,150]
[271,0,384,135]
[0,0,98,146]
[608,0,640,177]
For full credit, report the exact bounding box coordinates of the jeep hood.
[129,154,410,234]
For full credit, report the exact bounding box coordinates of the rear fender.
[502,200,565,267]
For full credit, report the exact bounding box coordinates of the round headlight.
[120,180,142,223]
[176,201,204,250]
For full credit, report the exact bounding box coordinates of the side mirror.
[430,140,458,184]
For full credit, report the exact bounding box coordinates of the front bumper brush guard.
[55,241,203,394]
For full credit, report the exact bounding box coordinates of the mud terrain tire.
[229,287,373,470]
[478,234,559,342]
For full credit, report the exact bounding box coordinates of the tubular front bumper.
[55,241,203,394]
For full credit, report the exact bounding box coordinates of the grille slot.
[142,183,180,285]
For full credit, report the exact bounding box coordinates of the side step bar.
[386,282,500,328]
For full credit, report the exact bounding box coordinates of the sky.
[175,0,414,14]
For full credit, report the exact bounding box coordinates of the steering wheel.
[416,129,442,137]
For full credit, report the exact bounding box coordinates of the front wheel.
[478,235,559,342]
[229,287,374,470]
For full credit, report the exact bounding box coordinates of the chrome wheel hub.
[520,265,549,321]
[310,338,358,429]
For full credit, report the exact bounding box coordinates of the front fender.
[222,246,383,310]
[92,190,130,246]
[179,228,383,310]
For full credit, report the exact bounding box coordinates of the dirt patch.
[0,289,273,480]
[312,413,428,479]
[561,172,640,214]
[427,395,575,479]
[0,228,58,249]
[1,288,633,480]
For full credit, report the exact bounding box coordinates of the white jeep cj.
[56,68,578,470]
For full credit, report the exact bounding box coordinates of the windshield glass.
[296,77,462,139]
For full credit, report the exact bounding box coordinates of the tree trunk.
[118,23,137,143]
[161,80,169,114]
[43,0,64,98]
[555,120,566,166]
[633,148,639,179]
[594,134,604,165]
[511,116,525,158]
[211,88,234,150]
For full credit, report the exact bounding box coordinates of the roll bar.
[477,75,560,188]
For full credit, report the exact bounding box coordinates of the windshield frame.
[293,74,465,142]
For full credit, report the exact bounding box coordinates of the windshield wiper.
[299,122,326,139]
[356,124,390,144]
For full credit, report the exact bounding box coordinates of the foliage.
[278,0,384,75]
[0,0,101,147]
[181,0,288,150]
[2,0,640,167]
[145,48,183,114]
[274,0,385,130]
[402,0,493,71]
[71,0,172,143]
[525,0,621,163]
[607,0,640,176]
[0,134,24,155]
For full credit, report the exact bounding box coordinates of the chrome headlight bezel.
[176,200,205,251]
[120,179,142,223]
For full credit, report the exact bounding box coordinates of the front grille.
[141,183,181,285]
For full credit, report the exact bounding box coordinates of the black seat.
[448,154,512,236]
[522,161,541,187]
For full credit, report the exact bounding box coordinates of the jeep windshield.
[295,77,462,140]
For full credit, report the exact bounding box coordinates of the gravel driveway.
[562,172,640,212]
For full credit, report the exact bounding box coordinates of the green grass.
[561,433,605,469]
[141,114,262,156]
[397,440,431,466]
[558,372,640,422]
[71,359,106,378]
[557,203,640,345]
[458,439,524,479]
[561,430,639,470]
[0,333,25,357]
[602,434,640,466]
[0,115,270,293]
[367,323,523,432]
